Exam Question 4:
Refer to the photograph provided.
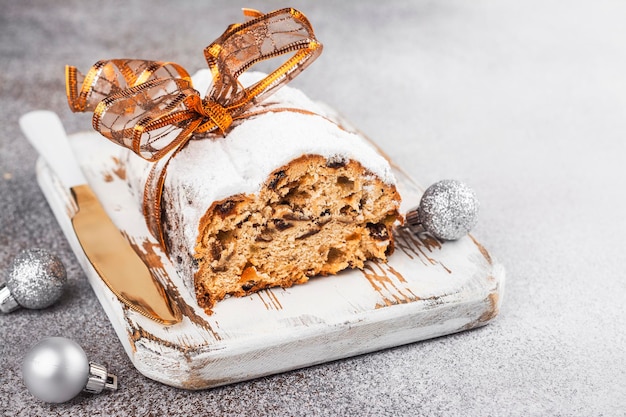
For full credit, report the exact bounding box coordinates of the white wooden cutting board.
[35,128,505,390]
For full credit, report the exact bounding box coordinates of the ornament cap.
[405,208,421,229]
[85,362,118,394]
[0,283,20,313]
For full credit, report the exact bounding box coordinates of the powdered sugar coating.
[124,70,397,257]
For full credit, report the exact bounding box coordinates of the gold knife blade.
[71,185,182,324]
[20,110,182,325]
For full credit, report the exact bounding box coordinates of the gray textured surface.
[1,0,625,416]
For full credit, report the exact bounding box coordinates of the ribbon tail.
[204,8,322,114]
[143,148,178,247]
[242,8,264,20]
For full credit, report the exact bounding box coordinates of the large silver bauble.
[22,337,89,403]
[7,248,67,309]
[416,179,479,240]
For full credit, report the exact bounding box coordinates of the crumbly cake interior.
[193,155,401,311]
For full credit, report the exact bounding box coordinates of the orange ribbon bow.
[66,8,322,247]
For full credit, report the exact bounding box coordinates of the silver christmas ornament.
[22,337,118,403]
[0,248,67,313]
[407,179,479,240]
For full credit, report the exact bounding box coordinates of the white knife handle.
[20,110,87,189]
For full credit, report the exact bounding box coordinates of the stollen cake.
[123,70,402,312]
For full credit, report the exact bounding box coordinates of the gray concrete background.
[1,0,625,415]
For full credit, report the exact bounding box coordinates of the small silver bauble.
[407,179,479,240]
[22,337,118,403]
[0,248,67,313]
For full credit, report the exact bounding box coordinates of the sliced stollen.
[123,70,402,312]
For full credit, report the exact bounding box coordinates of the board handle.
[20,110,88,189]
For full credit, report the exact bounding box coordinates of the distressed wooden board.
[35,129,505,390]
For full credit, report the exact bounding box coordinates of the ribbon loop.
[66,60,191,113]
[204,8,322,110]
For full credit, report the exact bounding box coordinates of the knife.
[20,110,182,325]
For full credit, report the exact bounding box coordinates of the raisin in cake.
[124,70,402,312]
